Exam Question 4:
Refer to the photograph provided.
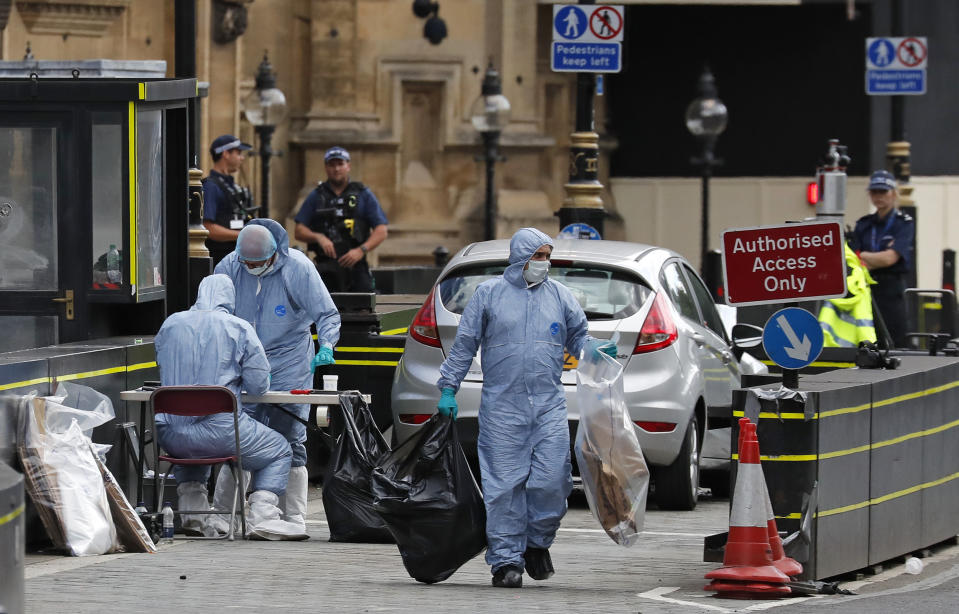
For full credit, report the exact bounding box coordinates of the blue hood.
[503,227,553,287]
[246,218,291,276]
[191,274,235,314]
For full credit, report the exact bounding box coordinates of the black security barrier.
[0,461,24,613]
[306,294,420,480]
[708,356,959,580]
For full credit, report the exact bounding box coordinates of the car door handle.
[691,333,706,345]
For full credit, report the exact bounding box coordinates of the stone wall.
[0,0,616,264]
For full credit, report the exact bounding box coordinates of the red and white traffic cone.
[753,427,803,579]
[705,419,790,598]
[737,418,803,578]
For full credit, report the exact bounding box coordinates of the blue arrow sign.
[558,222,601,240]
[762,307,824,370]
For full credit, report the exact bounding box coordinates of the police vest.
[306,181,371,258]
[203,172,255,230]
[819,244,877,348]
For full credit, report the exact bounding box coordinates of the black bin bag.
[372,414,486,584]
[321,392,395,543]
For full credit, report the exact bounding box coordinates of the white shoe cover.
[283,466,309,536]
[177,482,210,535]
[209,468,250,535]
[247,490,309,541]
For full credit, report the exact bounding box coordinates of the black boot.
[524,547,554,580]
[491,565,523,588]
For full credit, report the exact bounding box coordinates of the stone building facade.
[0,0,618,265]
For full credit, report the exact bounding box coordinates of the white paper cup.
[322,374,339,391]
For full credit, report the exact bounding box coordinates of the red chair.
[150,386,247,540]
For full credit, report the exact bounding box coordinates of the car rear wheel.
[654,417,700,511]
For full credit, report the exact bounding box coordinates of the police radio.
[815,138,851,219]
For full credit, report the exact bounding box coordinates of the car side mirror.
[732,323,763,348]
[731,323,763,360]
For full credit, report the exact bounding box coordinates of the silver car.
[390,239,764,510]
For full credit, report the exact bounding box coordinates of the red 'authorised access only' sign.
[721,221,847,306]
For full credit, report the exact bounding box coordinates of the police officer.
[293,146,388,292]
[852,169,915,348]
[203,134,258,265]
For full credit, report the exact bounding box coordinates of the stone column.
[305,0,357,130]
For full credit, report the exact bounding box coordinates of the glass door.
[0,115,84,353]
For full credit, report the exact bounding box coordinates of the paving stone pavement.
[24,487,733,613]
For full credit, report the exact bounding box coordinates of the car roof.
[457,239,667,265]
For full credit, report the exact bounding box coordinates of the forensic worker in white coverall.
[436,227,615,588]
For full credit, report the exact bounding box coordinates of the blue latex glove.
[437,388,458,420]
[586,338,618,359]
[311,346,335,372]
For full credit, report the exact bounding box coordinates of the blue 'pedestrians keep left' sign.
[762,307,824,370]
[551,42,621,73]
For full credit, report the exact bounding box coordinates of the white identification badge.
[229,219,244,229]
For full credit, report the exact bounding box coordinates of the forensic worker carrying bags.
[371,413,486,584]
[575,346,650,546]
[321,392,395,543]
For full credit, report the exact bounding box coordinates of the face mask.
[523,260,550,285]
[245,262,273,277]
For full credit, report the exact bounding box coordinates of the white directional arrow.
[777,314,811,361]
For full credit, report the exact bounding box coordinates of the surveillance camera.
[424,15,447,45]
[412,0,436,19]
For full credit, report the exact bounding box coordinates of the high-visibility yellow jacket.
[819,244,877,347]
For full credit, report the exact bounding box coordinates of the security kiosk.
[0,73,197,353]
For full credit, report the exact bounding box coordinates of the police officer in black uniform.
[852,169,915,348]
[293,146,389,292]
[203,134,258,265]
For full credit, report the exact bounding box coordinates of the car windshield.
[438,262,652,320]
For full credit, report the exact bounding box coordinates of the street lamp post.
[470,63,511,241]
[242,52,287,219]
[685,67,727,274]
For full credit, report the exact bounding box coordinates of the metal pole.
[701,162,710,274]
[575,73,595,132]
[891,0,904,143]
[483,131,499,241]
[174,0,197,167]
[558,0,605,238]
[697,134,717,274]
[258,124,275,220]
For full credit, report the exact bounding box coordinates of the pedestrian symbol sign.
[590,7,623,40]
[555,5,588,40]
[552,4,624,73]
[868,39,895,67]
[898,37,927,67]
[866,36,927,95]
[762,307,824,371]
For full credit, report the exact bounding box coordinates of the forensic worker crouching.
[154,274,304,540]
[435,227,615,588]
[213,220,341,537]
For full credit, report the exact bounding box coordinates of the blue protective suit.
[154,274,292,495]
[438,228,591,572]
[215,219,341,466]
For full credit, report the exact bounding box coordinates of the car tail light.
[409,286,442,348]
[634,420,677,433]
[399,413,433,424]
[633,293,678,354]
